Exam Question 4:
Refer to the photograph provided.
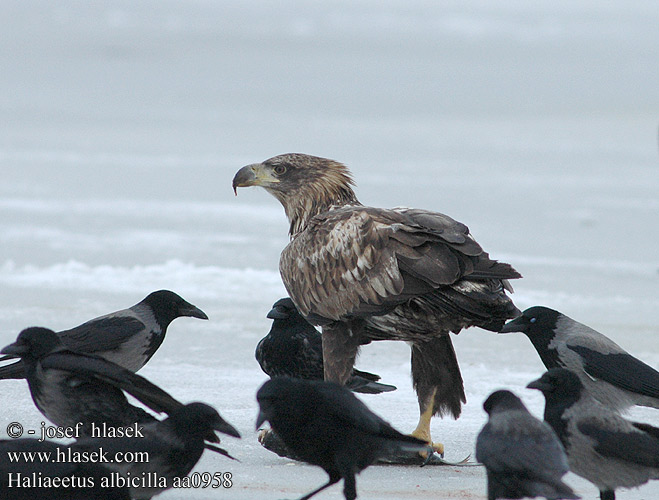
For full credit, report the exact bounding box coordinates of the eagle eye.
[273,165,287,175]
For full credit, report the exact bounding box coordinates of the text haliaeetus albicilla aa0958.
[233,153,521,452]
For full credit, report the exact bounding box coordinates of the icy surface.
[1,1,658,499]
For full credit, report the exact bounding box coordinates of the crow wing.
[313,382,423,444]
[568,345,659,399]
[41,352,183,415]
[578,419,659,468]
[58,315,148,354]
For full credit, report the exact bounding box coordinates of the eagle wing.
[280,206,519,324]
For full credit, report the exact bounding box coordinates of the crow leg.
[322,322,361,385]
[298,473,341,500]
[600,490,615,500]
[342,472,357,500]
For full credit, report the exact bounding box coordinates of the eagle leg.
[321,322,361,385]
[410,335,466,455]
[410,387,444,455]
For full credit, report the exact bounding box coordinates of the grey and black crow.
[235,153,521,452]
[476,390,579,500]
[1,327,195,434]
[255,377,430,500]
[71,402,240,500]
[256,298,396,394]
[0,438,130,500]
[528,368,659,500]
[0,290,208,379]
[500,306,659,411]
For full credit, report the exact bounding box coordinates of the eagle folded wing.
[280,206,518,324]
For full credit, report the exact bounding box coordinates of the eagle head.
[233,153,359,236]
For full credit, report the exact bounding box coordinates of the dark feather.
[476,390,577,500]
[256,377,429,500]
[568,345,659,399]
[58,316,147,355]
[40,352,184,415]
[578,420,659,468]
[257,298,396,393]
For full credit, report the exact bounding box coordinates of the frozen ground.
[0,1,658,499]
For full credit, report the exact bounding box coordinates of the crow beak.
[181,304,209,321]
[214,417,241,439]
[526,378,551,392]
[0,342,28,356]
[266,305,289,320]
[499,316,527,334]
[255,409,268,431]
[232,163,279,195]
[204,443,238,461]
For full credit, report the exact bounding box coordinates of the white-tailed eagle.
[233,153,521,452]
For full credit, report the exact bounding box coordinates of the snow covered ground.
[1,1,658,498]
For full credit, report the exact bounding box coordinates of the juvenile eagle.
[233,153,521,451]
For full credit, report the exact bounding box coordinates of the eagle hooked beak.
[232,163,279,195]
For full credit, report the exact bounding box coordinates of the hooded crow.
[476,390,579,500]
[0,438,130,500]
[0,290,208,379]
[500,306,659,411]
[0,327,194,434]
[256,298,396,394]
[528,368,659,500]
[256,377,430,500]
[71,402,240,500]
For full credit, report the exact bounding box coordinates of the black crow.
[1,327,194,434]
[0,438,130,500]
[476,390,579,500]
[528,368,659,500]
[71,402,240,500]
[257,298,396,394]
[500,306,659,412]
[255,377,430,500]
[0,290,208,379]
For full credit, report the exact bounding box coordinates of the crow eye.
[530,317,537,323]
[273,165,287,175]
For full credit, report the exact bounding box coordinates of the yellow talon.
[411,387,444,456]
[410,428,444,456]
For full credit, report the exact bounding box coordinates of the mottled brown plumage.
[233,153,521,449]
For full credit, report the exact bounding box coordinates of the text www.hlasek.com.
[7,447,148,464]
